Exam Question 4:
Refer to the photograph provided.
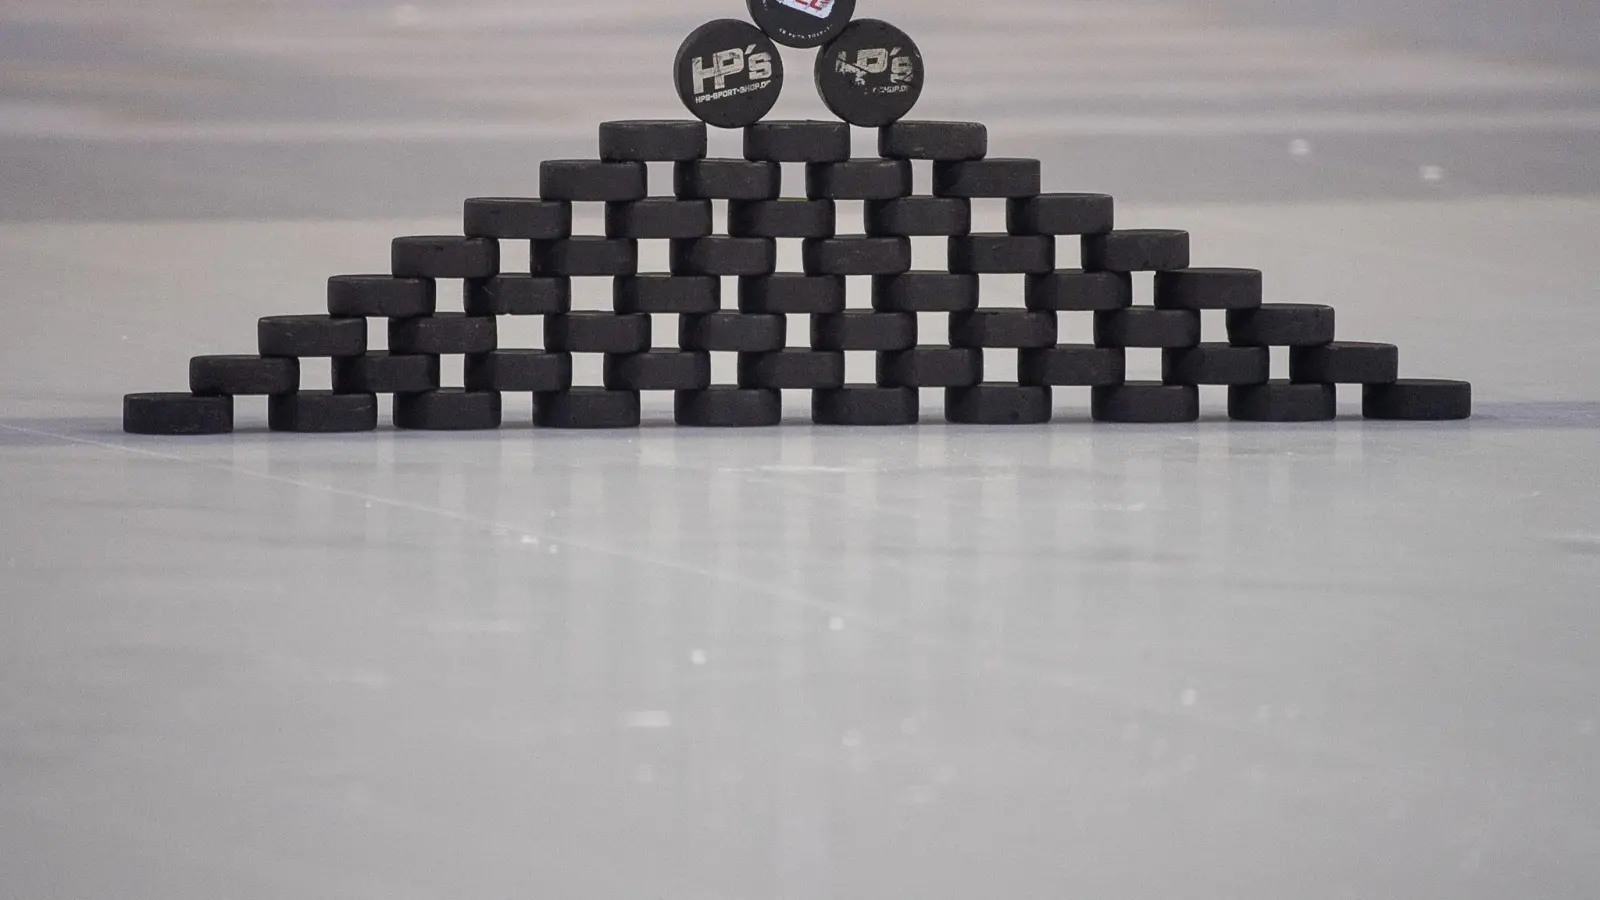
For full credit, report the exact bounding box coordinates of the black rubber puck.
[675,20,784,129]
[876,347,983,388]
[464,351,572,393]
[931,159,1041,198]
[394,389,503,431]
[1161,344,1270,386]
[806,160,912,200]
[328,275,437,318]
[463,198,572,240]
[268,391,378,433]
[259,315,366,358]
[1091,383,1200,423]
[539,161,647,202]
[747,0,856,48]
[802,237,912,276]
[949,310,1058,349]
[1227,304,1336,347]
[949,234,1055,274]
[605,200,713,240]
[728,199,836,238]
[604,351,713,391]
[614,275,721,314]
[743,121,850,162]
[813,385,919,426]
[738,275,846,314]
[599,120,708,162]
[1289,342,1399,384]
[389,313,497,355]
[334,352,441,394]
[878,121,987,161]
[737,350,845,389]
[533,238,639,277]
[865,197,971,237]
[123,393,232,435]
[670,237,777,277]
[1082,230,1191,273]
[190,355,299,396]
[1153,268,1263,310]
[534,389,641,429]
[1094,308,1201,348]
[679,313,787,352]
[545,313,651,354]
[871,272,979,313]
[1007,193,1115,236]
[1362,379,1472,420]
[464,275,571,316]
[811,311,917,351]
[675,387,783,427]
[945,385,1052,425]
[1024,271,1132,311]
[674,159,781,200]
[1229,381,1337,422]
[391,236,499,279]
[815,19,924,127]
[1018,346,1126,387]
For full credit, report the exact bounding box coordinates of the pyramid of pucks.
[124,0,1471,434]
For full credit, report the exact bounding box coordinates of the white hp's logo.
[834,48,915,85]
[693,45,775,95]
[776,0,835,18]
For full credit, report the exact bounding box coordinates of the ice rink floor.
[2,2,1598,898]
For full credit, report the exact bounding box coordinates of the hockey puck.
[674,159,782,200]
[1007,194,1115,236]
[394,389,503,431]
[865,198,972,237]
[1094,308,1201,349]
[598,120,708,162]
[1024,271,1132,311]
[805,160,913,200]
[604,351,713,392]
[815,19,924,127]
[802,237,912,276]
[674,20,784,129]
[876,347,983,388]
[327,275,437,318]
[738,350,846,389]
[259,315,366,358]
[1289,342,1399,384]
[388,313,496,355]
[670,237,777,277]
[534,389,641,429]
[743,121,850,162]
[464,275,570,316]
[931,159,1041,199]
[334,352,442,394]
[675,387,783,427]
[738,275,846,314]
[949,234,1055,274]
[728,199,837,239]
[1018,346,1126,387]
[1226,304,1335,347]
[1091,383,1200,424]
[463,198,571,240]
[878,121,987,161]
[1081,230,1191,273]
[1362,379,1472,420]
[190,355,299,396]
[679,313,788,352]
[812,386,919,426]
[871,273,979,313]
[123,393,232,436]
[391,236,499,279]
[1153,268,1263,310]
[811,312,917,351]
[539,161,647,202]
[949,310,1059,349]
[532,238,639,277]
[545,313,651,354]
[464,351,572,393]
[604,200,713,240]
[614,276,721,314]
[1161,344,1270,386]
[267,391,378,433]
[1228,382,1337,422]
[945,385,1052,425]
[747,0,856,48]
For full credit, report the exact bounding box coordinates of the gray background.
[1,1,1598,898]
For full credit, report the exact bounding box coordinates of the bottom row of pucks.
[122,379,1472,433]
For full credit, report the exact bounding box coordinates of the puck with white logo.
[746,0,856,49]
[674,20,784,129]
[815,19,924,127]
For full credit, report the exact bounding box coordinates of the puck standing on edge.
[675,20,784,129]
[815,19,924,127]
[747,0,856,49]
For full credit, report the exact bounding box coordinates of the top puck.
[746,0,856,49]
[814,19,924,128]
[675,19,785,130]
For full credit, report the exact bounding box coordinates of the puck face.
[815,19,924,127]
[746,0,856,49]
[675,20,784,129]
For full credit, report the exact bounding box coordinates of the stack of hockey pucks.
[121,0,1474,435]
